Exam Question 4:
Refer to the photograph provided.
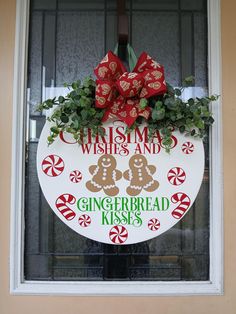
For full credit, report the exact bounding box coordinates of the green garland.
[37,76,218,152]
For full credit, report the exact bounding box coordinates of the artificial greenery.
[37,76,218,152]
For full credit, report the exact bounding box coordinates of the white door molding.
[10,0,223,295]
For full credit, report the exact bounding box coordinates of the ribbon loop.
[94,50,167,126]
[116,72,144,98]
[94,51,126,81]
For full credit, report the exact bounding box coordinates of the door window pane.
[25,0,209,281]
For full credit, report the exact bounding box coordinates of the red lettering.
[81,144,92,154]
[134,127,148,143]
[115,126,126,144]
[59,131,77,144]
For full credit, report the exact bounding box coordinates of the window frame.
[10,0,223,295]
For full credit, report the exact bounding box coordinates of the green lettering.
[133,212,143,227]
[153,197,161,211]
[101,211,110,224]
[77,197,89,212]
[162,197,170,211]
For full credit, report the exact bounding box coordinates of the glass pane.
[25,0,209,281]
[132,11,180,86]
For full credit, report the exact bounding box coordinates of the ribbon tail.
[116,101,139,127]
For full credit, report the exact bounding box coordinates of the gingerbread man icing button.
[86,154,122,196]
[123,154,159,196]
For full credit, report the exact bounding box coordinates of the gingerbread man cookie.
[123,154,159,196]
[86,154,122,196]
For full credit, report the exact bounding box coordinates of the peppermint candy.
[55,193,76,221]
[78,214,91,227]
[41,155,64,177]
[148,218,160,231]
[109,225,128,244]
[182,142,194,154]
[171,192,191,219]
[167,167,186,186]
[70,170,82,183]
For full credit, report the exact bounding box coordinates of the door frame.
[10,0,223,296]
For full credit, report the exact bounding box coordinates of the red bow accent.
[94,51,167,127]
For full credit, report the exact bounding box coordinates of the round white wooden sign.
[37,121,204,245]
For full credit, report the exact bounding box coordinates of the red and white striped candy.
[69,170,82,183]
[109,225,128,244]
[148,218,160,231]
[42,155,65,177]
[182,142,194,154]
[167,167,186,186]
[171,192,191,219]
[55,193,76,221]
[78,214,91,227]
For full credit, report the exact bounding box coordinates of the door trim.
[10,0,223,296]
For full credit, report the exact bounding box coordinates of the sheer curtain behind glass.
[25,0,209,281]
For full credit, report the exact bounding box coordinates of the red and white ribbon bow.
[94,51,167,127]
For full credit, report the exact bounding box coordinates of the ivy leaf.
[50,126,60,134]
[200,98,209,106]
[188,98,195,106]
[47,135,54,144]
[58,96,65,103]
[208,116,214,124]
[183,76,195,86]
[139,98,148,109]
[174,88,182,96]
[170,113,176,121]
[164,97,176,109]
[155,101,163,110]
[81,109,88,120]
[176,112,183,120]
[72,80,81,90]
[152,108,165,121]
[61,115,69,123]
[71,119,79,129]
[195,119,204,129]
[84,88,91,96]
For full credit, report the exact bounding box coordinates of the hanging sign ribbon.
[94,51,167,127]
